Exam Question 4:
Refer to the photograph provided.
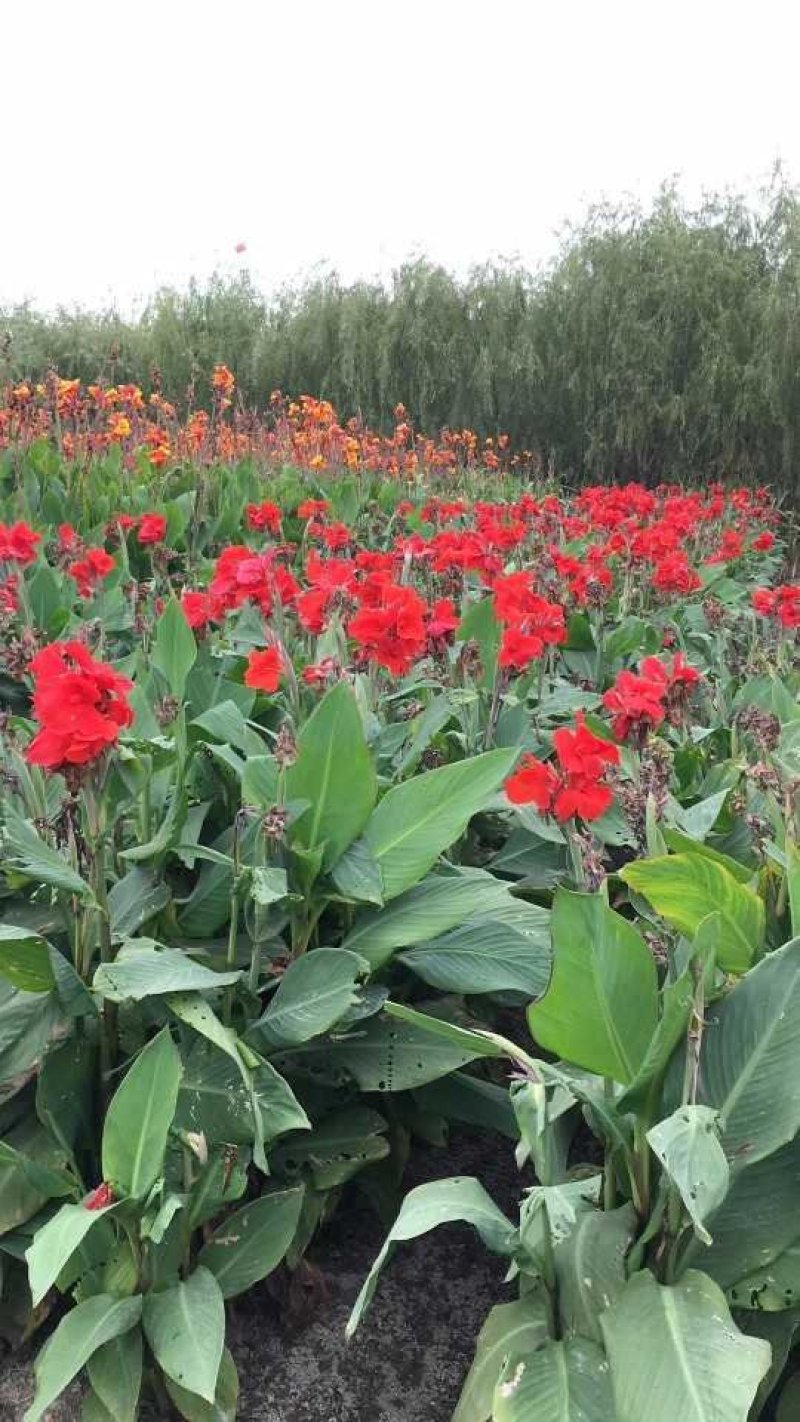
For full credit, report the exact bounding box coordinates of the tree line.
[3,179,800,493]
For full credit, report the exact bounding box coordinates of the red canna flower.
[0,521,40,565]
[25,641,133,771]
[751,531,775,553]
[603,668,667,743]
[84,1182,115,1210]
[297,499,329,521]
[348,581,428,676]
[68,548,115,598]
[426,597,459,646]
[246,500,283,535]
[244,646,284,693]
[137,514,167,546]
[505,714,619,823]
[180,589,213,630]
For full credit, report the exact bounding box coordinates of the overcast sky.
[3,0,798,312]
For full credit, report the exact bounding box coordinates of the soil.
[0,1132,522,1422]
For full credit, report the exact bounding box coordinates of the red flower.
[651,555,702,597]
[181,589,213,630]
[499,627,545,671]
[84,1182,115,1211]
[752,587,778,617]
[0,521,40,565]
[246,501,282,535]
[320,522,352,551]
[25,641,133,771]
[244,646,284,693]
[137,514,167,545]
[603,668,667,743]
[706,529,744,565]
[57,523,80,555]
[68,548,115,598]
[752,531,775,553]
[426,597,459,646]
[505,714,619,823]
[348,582,428,675]
[297,499,329,520]
[302,657,339,687]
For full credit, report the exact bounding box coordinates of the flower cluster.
[505,715,620,822]
[24,641,133,771]
[603,654,701,743]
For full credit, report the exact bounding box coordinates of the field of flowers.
[2,371,800,1420]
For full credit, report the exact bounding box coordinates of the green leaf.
[167,994,249,1081]
[675,790,730,842]
[102,1027,183,1198]
[452,1296,549,1422]
[175,1039,309,1147]
[288,1003,502,1094]
[163,1346,239,1422]
[787,840,800,938]
[363,748,518,901]
[399,900,551,997]
[24,1294,142,1422]
[285,682,377,871]
[250,866,288,906]
[600,1269,771,1422]
[647,1107,729,1245]
[528,889,657,1084]
[94,941,242,1001]
[108,868,171,940]
[554,1204,638,1342]
[457,596,500,688]
[198,1186,305,1297]
[270,1108,388,1189]
[617,961,701,1116]
[347,1177,517,1336]
[330,837,385,905]
[241,755,279,809]
[492,1337,614,1421]
[142,1266,225,1404]
[249,948,364,1050]
[2,805,92,898]
[620,853,764,973]
[698,937,800,1168]
[26,1201,116,1306]
[692,1133,800,1291]
[151,597,197,698]
[341,867,514,970]
[0,925,55,992]
[37,1034,96,1158]
[86,1325,142,1422]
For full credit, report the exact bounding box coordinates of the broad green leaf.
[270,1108,389,1189]
[600,1269,770,1422]
[175,1039,309,1147]
[285,681,377,871]
[249,948,364,1050]
[2,805,92,898]
[399,901,551,997]
[198,1185,304,1297]
[647,1107,729,1245]
[142,1266,224,1404]
[777,1371,800,1421]
[25,1294,142,1422]
[528,889,657,1084]
[699,937,800,1168]
[363,748,518,900]
[675,790,730,842]
[617,960,701,1116]
[93,941,242,1001]
[0,926,54,992]
[37,1034,95,1158]
[26,1201,116,1306]
[739,1311,800,1419]
[0,1122,73,1232]
[241,755,279,809]
[731,1243,800,1311]
[86,1326,142,1422]
[250,865,288,906]
[620,853,764,973]
[554,1204,638,1342]
[452,1296,549,1422]
[492,1337,614,1421]
[661,828,753,883]
[330,837,385,904]
[341,867,513,970]
[163,1346,239,1422]
[152,597,197,698]
[689,1133,800,1291]
[108,868,171,940]
[166,995,250,1083]
[102,1028,183,1199]
[787,840,800,938]
[457,596,500,688]
[347,1177,517,1336]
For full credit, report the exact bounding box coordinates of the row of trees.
[4,180,800,491]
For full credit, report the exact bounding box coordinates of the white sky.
[2,0,798,312]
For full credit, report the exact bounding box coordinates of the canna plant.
[350,840,800,1420]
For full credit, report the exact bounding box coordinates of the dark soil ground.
[0,1132,521,1421]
